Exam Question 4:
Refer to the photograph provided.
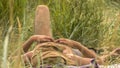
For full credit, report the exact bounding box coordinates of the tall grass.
[50,0,104,48]
[0,0,120,68]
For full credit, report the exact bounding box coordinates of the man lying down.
[10,5,120,68]
[21,35,120,68]
[23,35,103,66]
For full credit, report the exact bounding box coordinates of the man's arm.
[73,41,97,58]
[55,38,103,64]
[23,36,35,52]
[55,38,97,58]
[73,42,103,64]
[23,35,54,52]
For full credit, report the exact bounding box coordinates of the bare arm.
[23,36,35,52]
[55,38,96,58]
[55,38,103,64]
[23,35,54,53]
[74,42,103,64]
[73,41,97,58]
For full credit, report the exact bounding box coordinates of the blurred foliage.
[0,0,120,48]
[49,0,104,47]
[105,0,120,9]
[0,0,120,66]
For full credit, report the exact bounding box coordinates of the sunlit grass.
[0,0,120,68]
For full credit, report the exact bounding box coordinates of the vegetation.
[0,0,120,68]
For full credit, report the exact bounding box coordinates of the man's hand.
[31,35,54,43]
[55,38,78,48]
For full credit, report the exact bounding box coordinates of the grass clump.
[0,0,120,68]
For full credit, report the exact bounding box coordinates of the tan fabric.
[30,42,77,66]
